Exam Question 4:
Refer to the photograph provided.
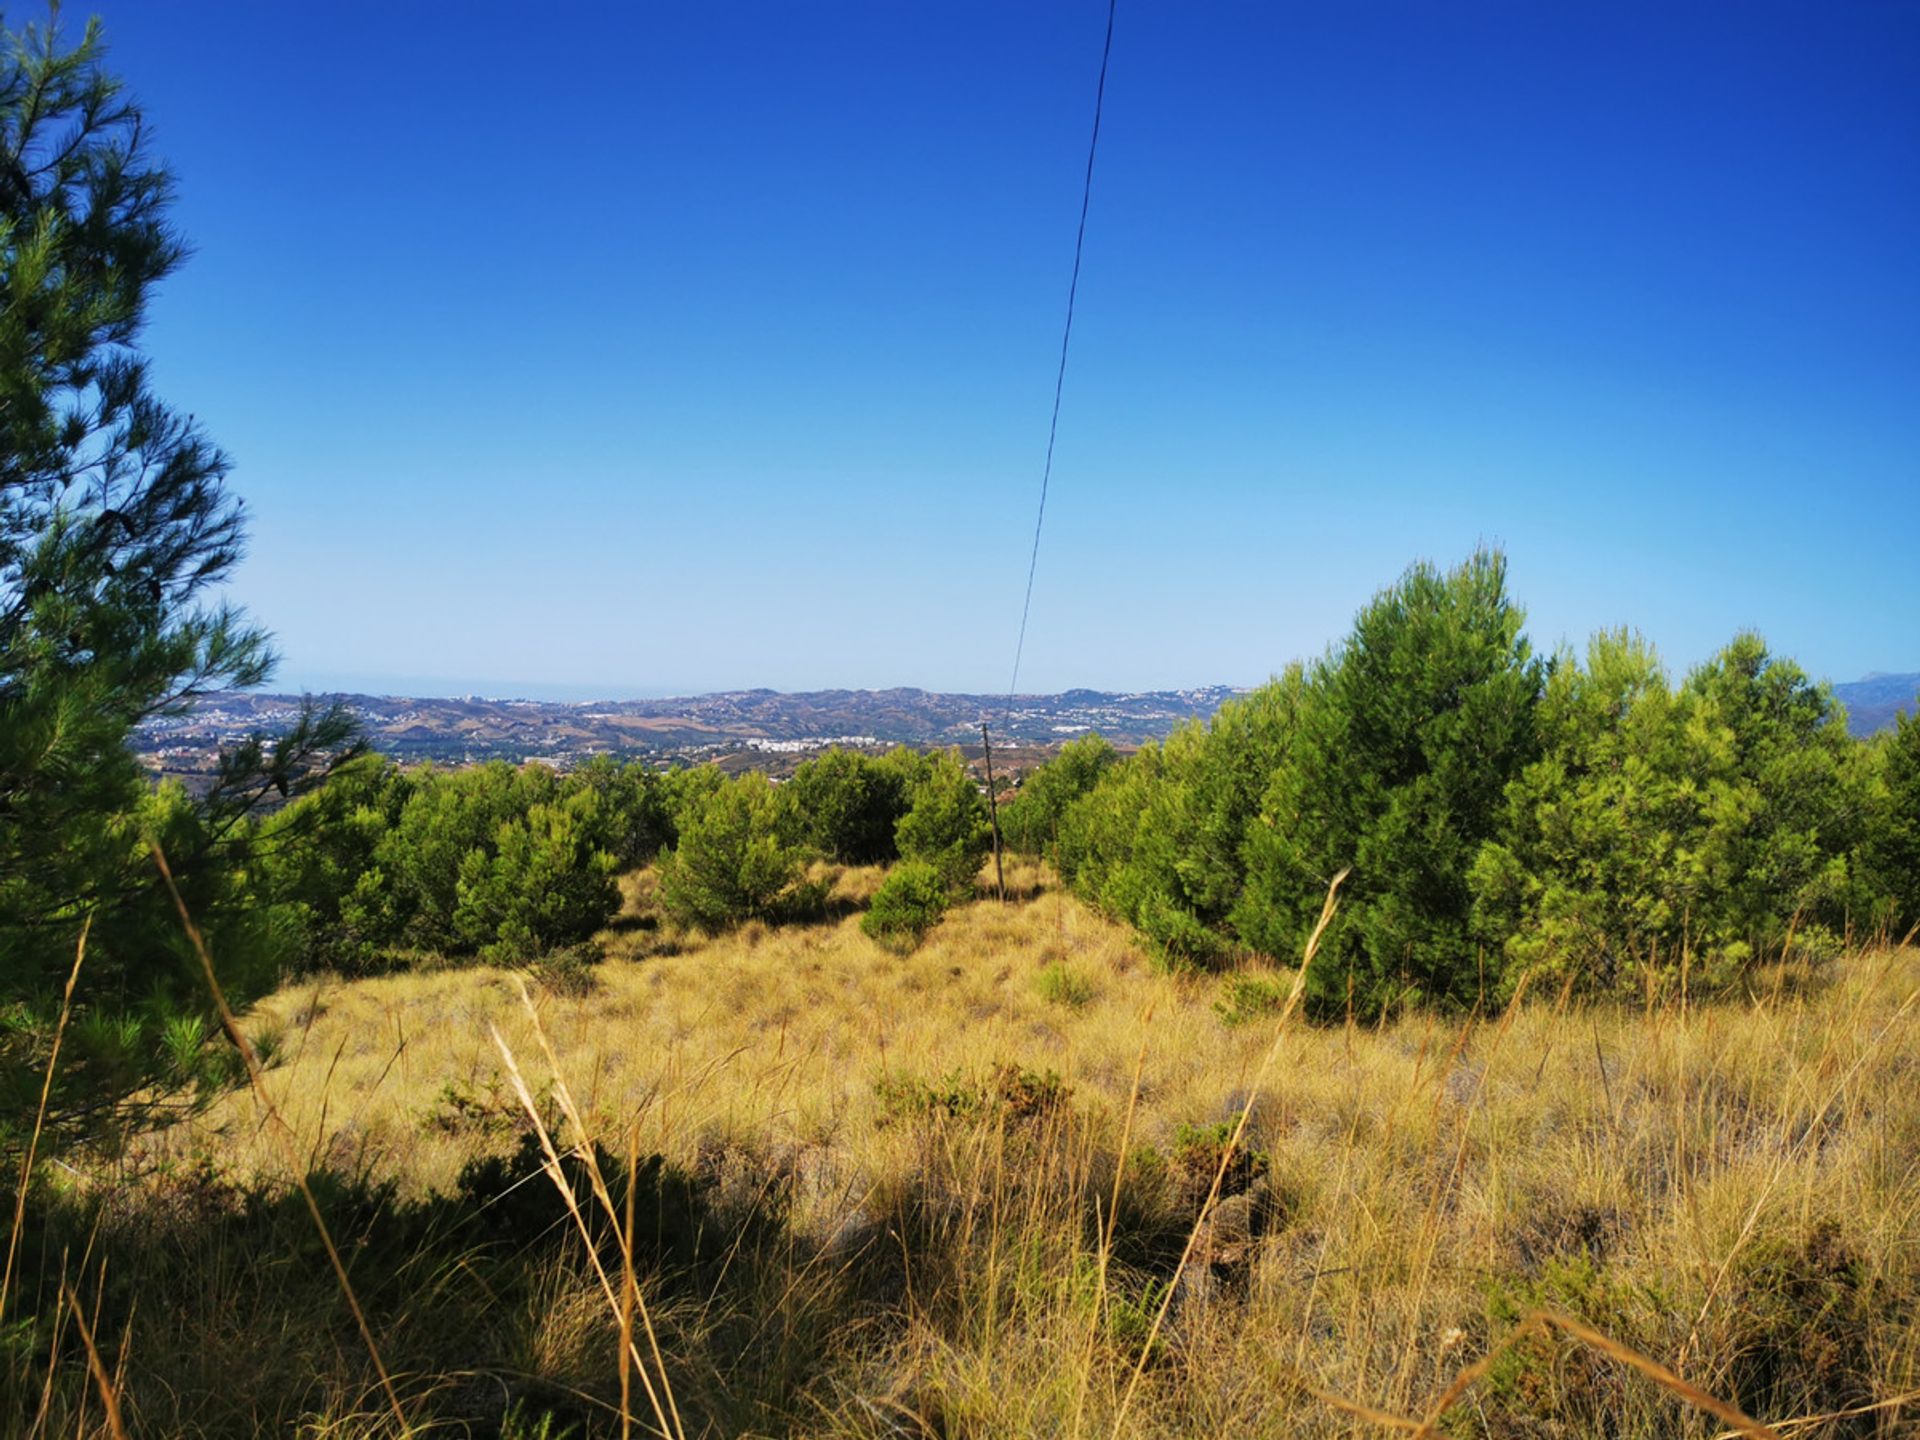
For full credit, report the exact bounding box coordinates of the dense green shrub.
[658,762,729,843]
[786,748,911,863]
[894,749,991,897]
[452,789,621,961]
[250,757,415,973]
[568,756,673,868]
[1062,557,1543,995]
[372,762,561,951]
[999,733,1117,857]
[1041,552,1907,1010]
[860,860,950,949]
[1470,631,1877,992]
[1236,551,1543,1014]
[250,759,637,969]
[1860,707,1920,936]
[1675,634,1870,952]
[657,772,817,930]
[1057,675,1307,968]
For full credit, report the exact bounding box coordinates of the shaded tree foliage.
[1860,706,1920,937]
[1236,551,1542,1014]
[894,749,991,898]
[0,14,357,1141]
[785,748,909,864]
[656,771,818,930]
[999,733,1116,858]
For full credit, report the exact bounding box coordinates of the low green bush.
[1213,971,1292,1026]
[1034,960,1095,1007]
[861,860,949,949]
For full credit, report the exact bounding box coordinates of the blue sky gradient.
[92,1,1918,697]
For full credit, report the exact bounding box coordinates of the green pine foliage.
[999,733,1117,857]
[1860,707,1920,936]
[248,757,416,974]
[860,860,950,950]
[657,771,818,930]
[249,760,638,969]
[1471,631,1874,993]
[0,14,360,1139]
[785,748,911,864]
[376,762,564,951]
[452,789,621,962]
[1236,550,1543,1013]
[1026,549,1911,1010]
[1062,674,1306,969]
[567,756,674,869]
[894,749,992,897]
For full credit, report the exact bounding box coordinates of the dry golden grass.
[65,860,1920,1436]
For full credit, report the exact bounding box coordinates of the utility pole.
[981,722,1007,902]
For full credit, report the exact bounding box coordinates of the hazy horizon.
[269,658,1914,708]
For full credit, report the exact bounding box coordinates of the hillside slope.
[73,866,1919,1438]
[1835,671,1920,736]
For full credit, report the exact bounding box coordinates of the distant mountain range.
[134,672,1916,777]
[136,685,1244,772]
[1834,673,1920,738]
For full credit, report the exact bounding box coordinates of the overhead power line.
[1003,0,1117,725]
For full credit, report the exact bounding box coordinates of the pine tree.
[1236,550,1542,1014]
[0,14,357,1137]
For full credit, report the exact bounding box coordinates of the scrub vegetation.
[8,863,1918,1437]
[5,14,1920,1439]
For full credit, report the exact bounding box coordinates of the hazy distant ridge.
[136,673,1914,770]
[137,685,1245,768]
[1834,673,1920,737]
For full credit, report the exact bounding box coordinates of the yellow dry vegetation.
[110,860,1920,1436]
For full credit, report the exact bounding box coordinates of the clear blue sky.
[91,1,1918,699]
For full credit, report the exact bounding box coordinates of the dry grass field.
[16,860,1920,1438]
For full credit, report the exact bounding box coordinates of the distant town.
[135,684,1251,780]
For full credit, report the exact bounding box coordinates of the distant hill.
[135,673,1917,774]
[136,685,1245,772]
[1834,673,1920,737]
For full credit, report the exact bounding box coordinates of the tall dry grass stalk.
[1,917,89,1332]
[61,1280,128,1440]
[1108,868,1348,1436]
[487,978,683,1440]
[151,844,412,1437]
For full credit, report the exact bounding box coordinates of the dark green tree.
[452,787,620,961]
[999,733,1117,857]
[1236,550,1543,1014]
[371,762,557,951]
[1672,634,1873,963]
[860,859,949,951]
[1045,674,1304,969]
[786,748,909,864]
[657,772,815,930]
[894,749,991,898]
[248,757,413,974]
[1860,706,1920,937]
[0,13,357,1139]
[568,756,672,869]
[657,763,728,845]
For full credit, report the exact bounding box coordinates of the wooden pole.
[981,722,1007,902]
